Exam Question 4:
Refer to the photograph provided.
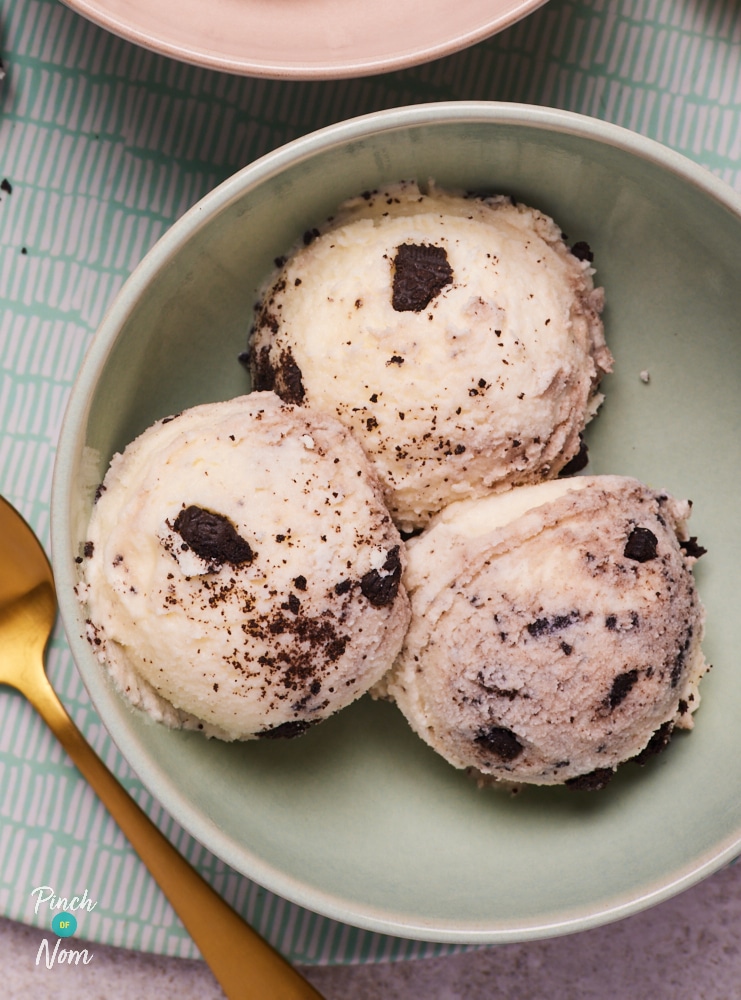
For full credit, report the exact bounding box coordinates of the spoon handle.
[25,667,324,1000]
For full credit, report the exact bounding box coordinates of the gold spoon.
[0,495,324,1000]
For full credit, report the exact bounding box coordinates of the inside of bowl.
[55,110,741,940]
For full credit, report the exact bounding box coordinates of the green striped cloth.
[1,0,740,965]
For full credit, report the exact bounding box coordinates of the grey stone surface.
[4,860,741,998]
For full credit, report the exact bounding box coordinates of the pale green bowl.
[52,102,741,944]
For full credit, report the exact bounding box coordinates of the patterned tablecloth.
[1,0,740,966]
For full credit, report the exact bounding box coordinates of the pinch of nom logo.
[31,885,96,969]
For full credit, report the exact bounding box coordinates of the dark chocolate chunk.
[680,536,707,559]
[624,526,659,562]
[257,719,315,740]
[392,243,453,312]
[294,575,307,591]
[334,578,352,596]
[527,611,580,637]
[360,545,402,607]
[570,241,594,262]
[173,505,254,567]
[566,767,614,791]
[474,725,523,761]
[607,668,639,710]
[558,436,589,476]
[287,593,301,614]
[83,541,94,558]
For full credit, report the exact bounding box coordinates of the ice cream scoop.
[79,392,410,741]
[378,475,707,789]
[248,181,612,532]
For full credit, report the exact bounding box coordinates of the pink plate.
[62,0,549,79]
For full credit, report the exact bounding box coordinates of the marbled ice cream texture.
[80,392,410,741]
[249,181,612,532]
[377,475,707,788]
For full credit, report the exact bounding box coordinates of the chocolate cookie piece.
[570,241,594,262]
[566,767,614,791]
[274,348,305,405]
[392,242,453,312]
[526,610,580,637]
[173,505,254,567]
[474,725,523,762]
[632,721,674,764]
[257,719,315,739]
[680,536,707,559]
[360,546,402,607]
[607,668,639,710]
[249,343,306,406]
[624,526,659,562]
[558,436,589,476]
[249,344,276,392]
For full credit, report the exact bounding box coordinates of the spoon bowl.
[0,500,55,610]
[0,500,57,704]
[0,495,323,1000]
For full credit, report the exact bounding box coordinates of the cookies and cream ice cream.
[377,475,707,788]
[248,181,612,532]
[79,392,410,741]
